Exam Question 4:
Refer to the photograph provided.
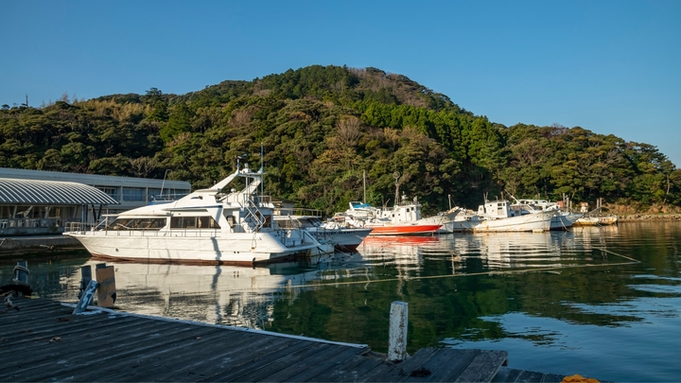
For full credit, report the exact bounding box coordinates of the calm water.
[2,222,680,382]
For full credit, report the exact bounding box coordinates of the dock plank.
[361,347,440,382]
[416,348,480,382]
[310,352,388,382]
[281,345,371,382]
[206,338,322,382]
[454,350,508,382]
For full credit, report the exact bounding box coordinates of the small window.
[197,216,221,229]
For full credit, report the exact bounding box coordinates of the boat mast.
[260,143,264,198]
[393,171,400,207]
[363,170,366,204]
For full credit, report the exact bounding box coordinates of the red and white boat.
[336,199,442,236]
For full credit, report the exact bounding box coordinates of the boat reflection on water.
[357,231,591,273]
[357,235,441,271]
[462,232,574,269]
[74,253,365,329]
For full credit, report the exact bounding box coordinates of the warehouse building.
[0,168,191,236]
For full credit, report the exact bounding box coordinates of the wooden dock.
[0,298,567,382]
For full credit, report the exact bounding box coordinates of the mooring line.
[279,241,642,290]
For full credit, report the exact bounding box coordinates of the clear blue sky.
[2,1,680,166]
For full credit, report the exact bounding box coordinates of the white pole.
[388,301,408,362]
[363,170,366,204]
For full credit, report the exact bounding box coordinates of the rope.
[281,238,641,289]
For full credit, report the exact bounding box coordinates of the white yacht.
[64,160,329,266]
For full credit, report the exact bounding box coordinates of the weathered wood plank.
[93,327,232,382]
[0,314,146,358]
[210,338,323,382]
[542,373,567,382]
[282,345,371,382]
[11,323,214,382]
[103,327,248,380]
[194,336,319,381]
[334,354,394,382]
[492,367,525,382]
[119,332,271,382]
[455,350,508,382]
[515,370,549,383]
[309,351,387,382]
[360,347,441,382]
[233,342,334,382]
[413,348,480,382]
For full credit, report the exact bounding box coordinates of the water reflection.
[64,254,373,329]
[357,231,609,274]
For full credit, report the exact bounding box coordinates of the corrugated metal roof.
[0,178,119,205]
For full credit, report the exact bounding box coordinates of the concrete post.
[388,301,408,362]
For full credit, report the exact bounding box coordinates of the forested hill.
[1,65,679,215]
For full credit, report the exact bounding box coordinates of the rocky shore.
[617,214,681,222]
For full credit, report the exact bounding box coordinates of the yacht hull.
[66,231,319,266]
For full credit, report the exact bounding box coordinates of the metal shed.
[0,178,119,236]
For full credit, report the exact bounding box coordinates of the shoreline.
[615,213,681,222]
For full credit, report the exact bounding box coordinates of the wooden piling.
[388,301,408,362]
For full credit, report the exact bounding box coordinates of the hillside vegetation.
[1,65,679,215]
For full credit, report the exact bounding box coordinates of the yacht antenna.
[160,169,170,199]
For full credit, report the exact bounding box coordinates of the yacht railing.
[273,207,323,218]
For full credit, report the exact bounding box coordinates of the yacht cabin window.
[171,216,220,229]
[111,218,166,230]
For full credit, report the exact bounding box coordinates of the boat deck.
[0,298,573,382]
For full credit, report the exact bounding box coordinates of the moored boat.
[573,215,618,226]
[64,159,330,266]
[273,209,372,252]
[339,199,442,235]
[470,199,554,232]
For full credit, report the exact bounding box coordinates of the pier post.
[388,301,408,362]
[95,263,116,307]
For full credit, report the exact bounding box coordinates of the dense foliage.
[2,65,680,215]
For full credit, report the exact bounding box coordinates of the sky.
[2,1,680,165]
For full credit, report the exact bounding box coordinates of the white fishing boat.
[470,199,554,232]
[511,198,582,230]
[64,158,330,266]
[273,209,373,252]
[419,206,479,233]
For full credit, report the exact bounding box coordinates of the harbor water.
[2,222,680,382]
